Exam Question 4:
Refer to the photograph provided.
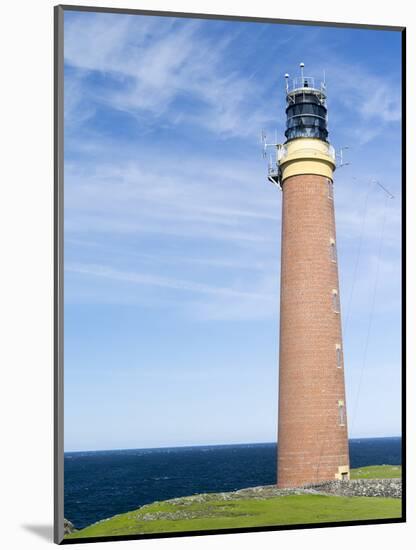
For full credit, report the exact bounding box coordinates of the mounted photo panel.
[54,4,405,544]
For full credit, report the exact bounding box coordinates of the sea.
[64,437,402,529]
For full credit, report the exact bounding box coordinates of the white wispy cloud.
[65,262,279,321]
[63,143,400,321]
[64,13,271,138]
[312,58,400,145]
[63,14,401,324]
[64,152,280,250]
[64,12,401,148]
[66,262,273,300]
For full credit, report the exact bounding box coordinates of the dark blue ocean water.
[64,437,401,529]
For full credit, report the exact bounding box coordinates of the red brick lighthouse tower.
[267,64,350,488]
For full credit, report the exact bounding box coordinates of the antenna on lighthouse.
[261,129,267,159]
[285,73,290,93]
[336,146,351,168]
[373,180,395,199]
[300,62,305,83]
[260,129,283,188]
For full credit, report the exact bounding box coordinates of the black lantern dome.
[284,63,328,142]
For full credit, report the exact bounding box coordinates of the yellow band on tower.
[279,138,336,182]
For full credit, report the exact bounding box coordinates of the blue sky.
[63,11,402,452]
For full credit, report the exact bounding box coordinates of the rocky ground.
[63,518,77,534]
[303,479,402,499]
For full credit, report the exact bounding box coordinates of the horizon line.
[64,435,402,454]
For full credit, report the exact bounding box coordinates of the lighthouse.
[267,64,350,488]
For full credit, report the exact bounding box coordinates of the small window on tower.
[328,179,334,199]
[332,290,340,313]
[330,238,337,262]
[336,344,342,368]
[338,400,345,426]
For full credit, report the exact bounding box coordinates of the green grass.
[65,464,402,540]
[66,494,401,539]
[350,465,402,479]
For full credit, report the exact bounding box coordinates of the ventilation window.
[336,344,342,368]
[330,238,337,262]
[338,400,346,426]
[328,179,334,199]
[332,290,340,313]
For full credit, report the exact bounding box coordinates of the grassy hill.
[350,465,401,479]
[65,465,402,540]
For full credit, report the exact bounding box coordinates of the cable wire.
[349,192,389,434]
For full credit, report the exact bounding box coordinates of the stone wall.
[303,479,402,499]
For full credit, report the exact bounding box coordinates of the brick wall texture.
[277,173,350,488]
